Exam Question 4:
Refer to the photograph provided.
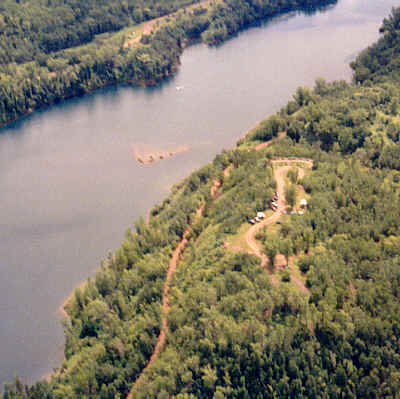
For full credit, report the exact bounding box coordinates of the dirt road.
[254,131,287,151]
[126,205,204,398]
[244,158,312,291]
[244,164,290,287]
[127,173,224,398]
[126,155,311,396]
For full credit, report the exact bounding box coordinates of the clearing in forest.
[226,156,312,293]
[123,0,218,49]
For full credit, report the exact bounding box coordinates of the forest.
[0,0,336,128]
[5,4,400,399]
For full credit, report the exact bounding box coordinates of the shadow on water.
[0,0,395,391]
[0,70,180,138]
[251,0,339,30]
[300,0,338,15]
[206,0,339,49]
[0,1,337,138]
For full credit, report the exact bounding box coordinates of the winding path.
[244,164,288,287]
[126,149,311,397]
[127,208,202,398]
[127,175,222,398]
[254,131,287,150]
[244,158,312,292]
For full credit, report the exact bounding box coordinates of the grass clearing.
[225,222,253,252]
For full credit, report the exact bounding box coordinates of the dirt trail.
[124,0,217,48]
[244,164,290,287]
[127,217,196,397]
[349,281,357,296]
[254,131,287,151]
[126,151,311,396]
[124,19,158,48]
[127,174,223,398]
[289,269,309,294]
[244,158,312,291]
[127,208,202,398]
[210,178,221,198]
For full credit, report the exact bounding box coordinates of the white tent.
[300,199,307,207]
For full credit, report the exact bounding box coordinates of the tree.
[280,239,293,267]
[287,168,299,184]
[285,184,297,208]
[264,240,279,269]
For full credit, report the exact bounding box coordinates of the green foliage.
[212,149,275,233]
[285,183,297,208]
[0,0,197,65]
[281,270,291,282]
[0,0,337,128]
[351,7,400,84]
[287,167,299,184]
[7,5,400,399]
[263,233,279,267]
[250,114,286,142]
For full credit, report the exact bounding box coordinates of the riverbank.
[58,281,88,321]
[0,0,337,130]
[1,0,393,392]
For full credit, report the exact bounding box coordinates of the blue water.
[0,0,396,388]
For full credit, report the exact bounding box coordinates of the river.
[0,0,396,389]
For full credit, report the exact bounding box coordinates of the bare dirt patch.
[123,20,158,48]
[243,164,290,288]
[349,280,357,296]
[254,131,287,151]
[241,157,313,291]
[124,0,218,49]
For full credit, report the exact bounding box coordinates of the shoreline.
[0,0,336,131]
[58,280,88,320]
[0,0,211,132]
[41,280,90,382]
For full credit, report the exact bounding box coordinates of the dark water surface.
[0,0,396,388]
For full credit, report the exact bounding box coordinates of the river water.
[0,0,396,389]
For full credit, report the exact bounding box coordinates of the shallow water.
[0,0,396,388]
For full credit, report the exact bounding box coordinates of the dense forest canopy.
[351,6,400,84]
[0,0,336,128]
[5,4,400,399]
[0,0,196,64]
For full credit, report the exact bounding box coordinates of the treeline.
[7,5,400,399]
[247,73,400,170]
[0,0,197,64]
[3,159,223,398]
[8,137,400,397]
[129,59,400,395]
[351,6,400,84]
[134,157,400,398]
[0,0,337,128]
